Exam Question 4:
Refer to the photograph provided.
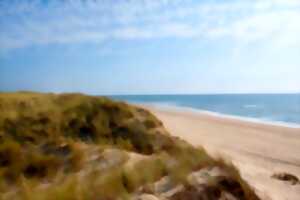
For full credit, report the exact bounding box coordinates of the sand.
[144,105,300,200]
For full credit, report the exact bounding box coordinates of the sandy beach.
[144,105,300,200]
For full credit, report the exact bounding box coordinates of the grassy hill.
[0,92,259,200]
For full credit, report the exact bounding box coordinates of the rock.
[187,166,228,186]
[271,172,299,185]
[171,167,246,200]
[154,177,177,194]
[161,185,184,198]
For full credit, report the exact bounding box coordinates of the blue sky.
[0,0,300,94]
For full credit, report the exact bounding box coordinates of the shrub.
[23,152,62,179]
[0,139,24,180]
[122,157,166,192]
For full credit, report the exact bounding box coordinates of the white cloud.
[0,0,300,51]
[208,9,300,47]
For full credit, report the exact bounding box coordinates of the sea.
[110,94,300,128]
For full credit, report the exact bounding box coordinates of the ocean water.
[110,94,300,128]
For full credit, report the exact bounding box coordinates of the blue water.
[110,94,300,127]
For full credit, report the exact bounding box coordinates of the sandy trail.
[145,106,300,200]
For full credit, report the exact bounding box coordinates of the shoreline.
[136,103,300,129]
[142,104,300,200]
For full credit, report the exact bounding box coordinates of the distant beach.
[140,103,300,129]
[111,94,300,128]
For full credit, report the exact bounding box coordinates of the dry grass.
[0,92,259,200]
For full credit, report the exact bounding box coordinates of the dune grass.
[0,92,259,200]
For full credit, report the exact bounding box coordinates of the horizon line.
[1,90,299,96]
[107,92,300,96]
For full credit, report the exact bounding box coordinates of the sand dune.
[145,105,300,200]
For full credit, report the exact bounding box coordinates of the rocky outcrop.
[134,166,256,200]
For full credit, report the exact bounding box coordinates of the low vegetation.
[0,92,260,199]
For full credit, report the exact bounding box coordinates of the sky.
[0,0,300,95]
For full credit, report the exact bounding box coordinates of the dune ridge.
[0,92,260,200]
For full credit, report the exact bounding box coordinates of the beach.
[144,105,300,200]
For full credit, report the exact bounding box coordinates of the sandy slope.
[144,105,300,200]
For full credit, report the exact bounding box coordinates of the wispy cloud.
[208,10,300,46]
[0,0,300,51]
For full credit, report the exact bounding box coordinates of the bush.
[122,157,166,192]
[0,139,24,180]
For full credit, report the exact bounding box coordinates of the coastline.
[141,104,300,200]
[136,102,300,129]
